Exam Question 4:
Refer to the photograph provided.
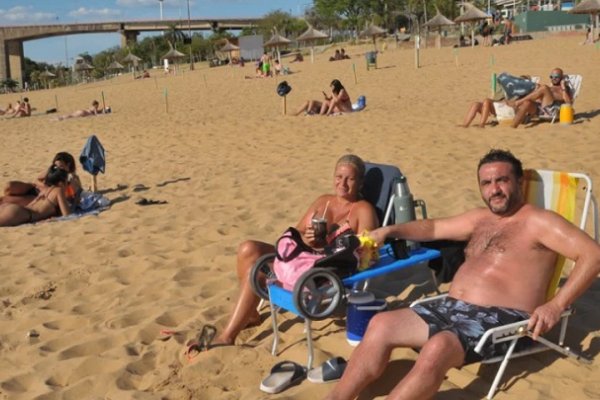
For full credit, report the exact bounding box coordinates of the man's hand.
[368,226,390,247]
[527,301,564,340]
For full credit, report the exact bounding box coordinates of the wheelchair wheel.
[249,253,276,300]
[293,268,345,321]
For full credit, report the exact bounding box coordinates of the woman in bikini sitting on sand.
[186,154,378,353]
[2,152,82,209]
[0,165,71,227]
[294,79,353,116]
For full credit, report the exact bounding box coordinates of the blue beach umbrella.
[80,135,105,192]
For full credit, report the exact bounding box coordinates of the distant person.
[290,52,304,63]
[0,165,71,227]
[273,59,282,76]
[503,17,514,45]
[260,52,272,77]
[55,100,105,121]
[0,102,15,116]
[12,97,31,117]
[581,27,593,45]
[329,49,342,62]
[341,48,350,59]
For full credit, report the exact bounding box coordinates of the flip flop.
[185,324,217,361]
[157,329,178,341]
[307,357,347,383]
[259,360,306,394]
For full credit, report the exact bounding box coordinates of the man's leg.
[512,100,537,128]
[387,331,465,400]
[324,308,429,400]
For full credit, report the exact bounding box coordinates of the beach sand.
[1,35,599,399]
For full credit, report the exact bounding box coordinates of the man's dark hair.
[478,149,523,179]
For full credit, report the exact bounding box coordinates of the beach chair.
[411,168,598,399]
[494,74,583,124]
[249,162,440,369]
[365,51,377,70]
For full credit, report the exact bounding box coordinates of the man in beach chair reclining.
[325,149,600,400]
[511,67,575,128]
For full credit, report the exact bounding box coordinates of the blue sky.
[0,0,311,65]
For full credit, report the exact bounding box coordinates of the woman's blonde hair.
[335,154,366,183]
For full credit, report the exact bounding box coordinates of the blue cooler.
[346,291,387,346]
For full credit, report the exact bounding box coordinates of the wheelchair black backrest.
[362,162,403,226]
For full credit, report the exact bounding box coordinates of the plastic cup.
[311,217,327,243]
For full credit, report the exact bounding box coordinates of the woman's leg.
[479,99,496,127]
[215,240,275,345]
[0,203,31,227]
[461,101,483,127]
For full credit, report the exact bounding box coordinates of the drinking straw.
[322,201,330,219]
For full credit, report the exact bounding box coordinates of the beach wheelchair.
[249,162,441,368]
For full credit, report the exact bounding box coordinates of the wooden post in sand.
[101,91,106,111]
[352,63,357,84]
[203,74,208,88]
[414,35,420,69]
[453,48,459,67]
[491,72,497,98]
[154,77,158,89]
[164,88,169,113]
[54,94,58,110]
[282,95,287,115]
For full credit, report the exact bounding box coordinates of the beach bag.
[273,227,325,290]
[497,73,537,100]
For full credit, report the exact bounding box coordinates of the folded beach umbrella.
[80,135,105,192]
[455,3,489,47]
[570,0,600,45]
[424,9,456,48]
[296,24,328,63]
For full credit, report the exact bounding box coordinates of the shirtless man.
[511,68,572,128]
[56,100,102,121]
[325,149,600,400]
[0,165,70,227]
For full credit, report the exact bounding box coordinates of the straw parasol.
[121,52,142,73]
[570,0,600,44]
[219,40,240,64]
[264,30,291,64]
[162,47,186,61]
[424,10,456,48]
[39,69,56,89]
[107,60,124,71]
[455,3,489,47]
[360,24,387,51]
[296,24,328,63]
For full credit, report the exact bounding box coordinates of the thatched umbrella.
[121,52,142,73]
[455,3,489,47]
[360,24,387,51]
[570,0,600,44]
[39,69,56,89]
[74,61,94,81]
[162,47,186,62]
[264,31,291,64]
[220,41,240,64]
[424,10,456,48]
[296,24,328,63]
[107,60,124,71]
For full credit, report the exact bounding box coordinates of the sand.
[1,35,599,399]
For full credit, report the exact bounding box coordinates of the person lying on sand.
[1,152,82,209]
[54,100,106,121]
[184,154,378,355]
[0,165,71,227]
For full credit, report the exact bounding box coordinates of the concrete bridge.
[0,18,260,85]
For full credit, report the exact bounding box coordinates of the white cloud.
[68,8,122,18]
[0,6,56,23]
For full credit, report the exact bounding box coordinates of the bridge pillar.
[6,40,24,85]
[0,39,7,83]
[120,30,139,47]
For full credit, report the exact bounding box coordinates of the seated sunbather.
[12,97,31,118]
[0,102,15,116]
[325,149,600,400]
[204,154,378,350]
[0,165,71,227]
[324,79,353,115]
[511,67,572,128]
[2,152,82,209]
[55,100,104,121]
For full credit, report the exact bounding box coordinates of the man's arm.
[528,209,600,338]
[369,208,482,245]
[560,79,573,104]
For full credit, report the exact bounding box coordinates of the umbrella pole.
[91,175,97,193]
[311,46,315,63]
[282,95,287,115]
[471,27,475,48]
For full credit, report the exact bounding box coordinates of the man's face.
[549,68,563,86]
[478,162,522,215]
